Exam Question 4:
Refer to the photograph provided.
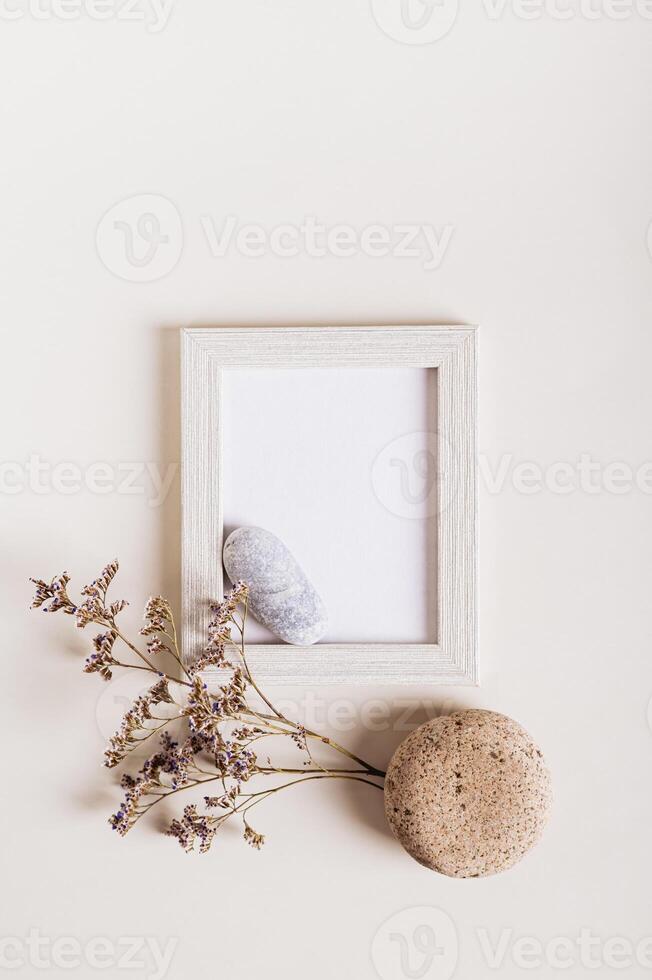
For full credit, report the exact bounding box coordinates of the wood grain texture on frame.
[181,325,477,685]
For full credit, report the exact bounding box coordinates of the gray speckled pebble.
[223,527,328,646]
[384,710,552,878]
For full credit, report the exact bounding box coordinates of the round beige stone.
[384,709,552,878]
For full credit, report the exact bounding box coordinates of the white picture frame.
[181,325,477,686]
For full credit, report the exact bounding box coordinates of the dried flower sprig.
[31,562,385,853]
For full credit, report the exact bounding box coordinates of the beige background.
[2,2,652,977]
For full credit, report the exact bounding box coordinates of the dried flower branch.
[31,561,385,854]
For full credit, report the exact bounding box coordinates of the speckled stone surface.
[384,709,552,878]
[223,527,328,646]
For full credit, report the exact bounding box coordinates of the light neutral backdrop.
[222,366,438,644]
[2,2,652,979]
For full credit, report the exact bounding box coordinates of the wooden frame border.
[181,325,477,685]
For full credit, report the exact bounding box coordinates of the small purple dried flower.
[243,823,265,850]
[141,596,174,636]
[84,632,118,681]
[104,678,175,767]
[208,581,249,628]
[146,636,169,657]
[291,725,308,752]
[30,573,75,614]
[182,670,247,738]
[81,561,119,599]
[109,732,198,835]
[167,804,217,853]
[204,787,239,810]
